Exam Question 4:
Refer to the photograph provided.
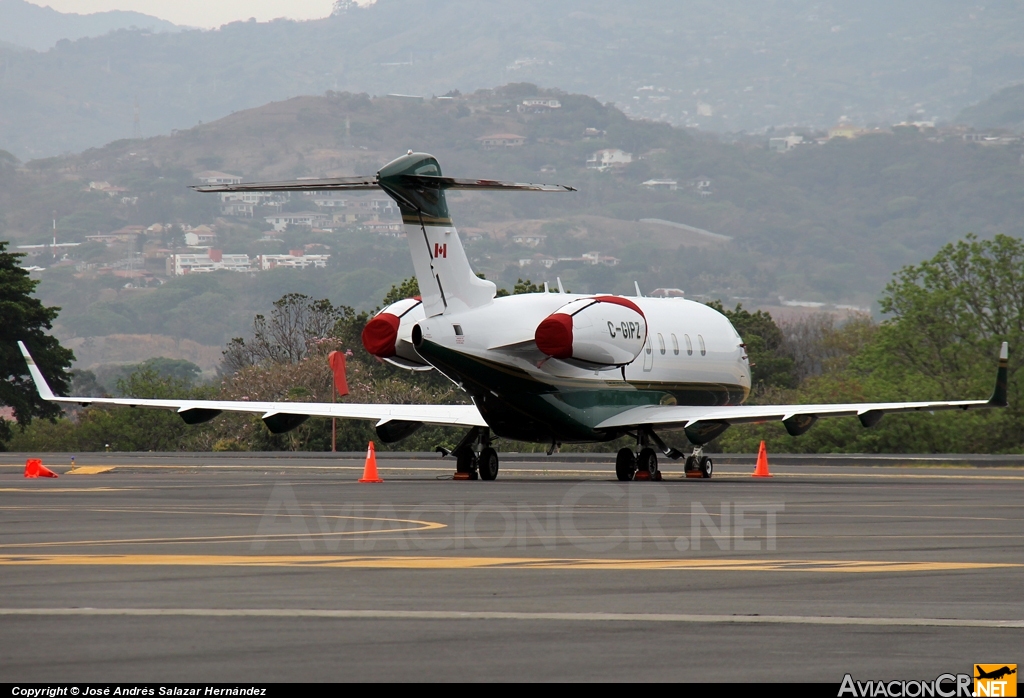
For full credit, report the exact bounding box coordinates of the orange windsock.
[327,350,349,397]
[752,440,772,478]
[358,441,383,483]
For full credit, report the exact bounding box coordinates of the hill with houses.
[1,85,1022,370]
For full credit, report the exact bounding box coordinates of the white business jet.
[19,152,1009,481]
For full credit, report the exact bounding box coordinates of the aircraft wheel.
[699,456,713,479]
[615,447,637,481]
[684,455,697,472]
[479,447,499,481]
[638,447,658,478]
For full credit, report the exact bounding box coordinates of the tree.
[719,234,1024,454]
[221,293,344,374]
[0,241,74,446]
[781,313,876,383]
[137,357,202,386]
[8,366,204,452]
[380,277,419,307]
[864,233,1024,450]
[495,278,553,297]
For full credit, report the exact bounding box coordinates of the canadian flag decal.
[434,243,447,259]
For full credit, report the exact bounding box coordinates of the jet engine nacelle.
[361,298,431,370]
[534,296,647,369]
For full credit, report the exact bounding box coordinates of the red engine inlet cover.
[535,296,647,367]
[535,314,573,359]
[361,313,400,357]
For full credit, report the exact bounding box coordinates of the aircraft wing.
[18,342,486,432]
[597,342,1009,440]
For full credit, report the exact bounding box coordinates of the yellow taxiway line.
[0,554,1016,573]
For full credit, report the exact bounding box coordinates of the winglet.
[17,341,56,401]
[989,341,1009,407]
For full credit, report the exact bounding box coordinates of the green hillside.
[1,86,1022,360]
[956,83,1024,131]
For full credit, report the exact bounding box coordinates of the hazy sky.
[24,1,374,28]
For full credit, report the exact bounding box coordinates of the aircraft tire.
[699,456,713,479]
[479,447,499,480]
[638,447,658,478]
[615,447,636,481]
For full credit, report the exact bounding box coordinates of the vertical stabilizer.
[378,153,495,316]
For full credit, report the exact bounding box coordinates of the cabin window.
[671,334,679,355]
[698,334,706,356]
[657,333,666,354]
[685,334,693,356]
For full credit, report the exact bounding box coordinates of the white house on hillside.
[587,149,633,171]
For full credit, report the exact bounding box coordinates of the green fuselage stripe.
[416,340,746,443]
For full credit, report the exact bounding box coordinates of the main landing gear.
[616,429,662,481]
[615,429,713,481]
[447,426,499,481]
[615,446,662,481]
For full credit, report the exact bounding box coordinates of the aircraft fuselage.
[413,293,751,443]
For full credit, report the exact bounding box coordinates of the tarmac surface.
[1,452,1021,682]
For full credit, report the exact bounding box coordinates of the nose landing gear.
[451,426,499,481]
[683,446,714,479]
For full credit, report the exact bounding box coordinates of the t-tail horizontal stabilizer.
[192,152,574,318]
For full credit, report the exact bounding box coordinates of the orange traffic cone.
[358,441,383,483]
[752,441,772,478]
[24,458,58,479]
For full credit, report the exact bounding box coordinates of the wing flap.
[596,398,991,432]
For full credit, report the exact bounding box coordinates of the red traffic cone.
[358,442,383,483]
[752,441,772,478]
[24,458,58,479]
